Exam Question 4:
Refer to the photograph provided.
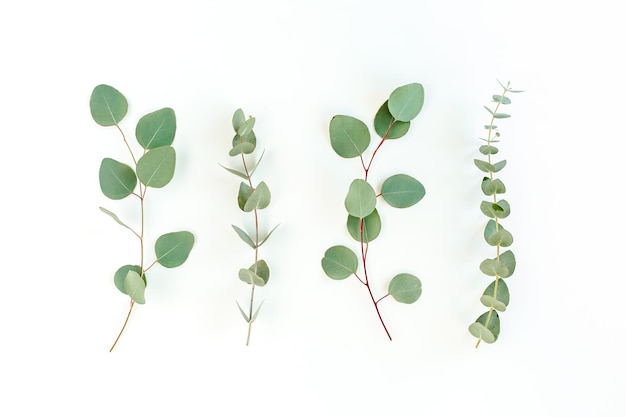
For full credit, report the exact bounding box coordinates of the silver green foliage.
[90,84,194,307]
[470,81,523,346]
[223,108,278,344]
[322,84,427,339]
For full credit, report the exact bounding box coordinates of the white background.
[1,0,624,415]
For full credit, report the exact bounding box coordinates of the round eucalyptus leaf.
[388,83,425,122]
[499,250,516,278]
[468,311,500,343]
[137,146,176,188]
[373,101,410,139]
[329,115,370,158]
[483,219,513,247]
[135,108,176,149]
[492,160,507,172]
[479,145,499,155]
[90,84,128,126]
[237,182,252,211]
[239,269,266,286]
[249,259,270,286]
[230,131,257,155]
[479,258,510,277]
[381,174,425,208]
[347,209,381,243]
[321,245,358,280]
[237,117,255,137]
[480,200,510,219]
[388,273,422,304]
[124,270,146,304]
[481,178,506,196]
[492,95,511,105]
[474,160,495,173]
[344,179,377,218]
[480,279,510,311]
[155,231,195,268]
[243,181,271,212]
[232,108,245,131]
[99,158,137,200]
[114,265,146,295]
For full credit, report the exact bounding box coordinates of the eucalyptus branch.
[468,81,523,347]
[223,108,278,346]
[321,84,426,340]
[90,84,195,351]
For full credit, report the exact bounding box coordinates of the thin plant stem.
[109,124,147,352]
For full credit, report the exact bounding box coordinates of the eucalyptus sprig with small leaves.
[468,81,523,347]
[321,84,426,340]
[90,84,195,351]
[221,109,278,346]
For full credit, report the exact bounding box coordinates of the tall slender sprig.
[221,109,278,346]
[468,81,523,347]
[90,84,195,351]
[321,84,426,340]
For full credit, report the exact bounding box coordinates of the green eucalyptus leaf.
[388,273,422,304]
[99,158,137,200]
[257,223,280,248]
[481,178,506,196]
[124,270,146,304]
[373,100,410,139]
[494,113,511,119]
[479,258,510,277]
[238,268,265,286]
[99,207,132,230]
[492,160,507,172]
[249,259,270,286]
[468,311,500,343]
[329,115,370,158]
[231,224,256,249]
[251,300,265,323]
[347,209,381,243]
[219,164,249,180]
[135,108,176,149]
[114,265,145,295]
[344,179,376,218]
[483,106,494,116]
[136,146,176,188]
[480,200,510,219]
[484,125,497,130]
[249,149,266,177]
[236,300,250,322]
[229,141,256,156]
[90,84,128,126]
[155,231,194,268]
[483,220,514,247]
[230,131,257,156]
[232,109,245,132]
[499,250,516,278]
[474,160,495,173]
[381,174,425,208]
[388,83,425,122]
[480,279,510,312]
[243,181,271,212]
[237,117,255,137]
[238,182,252,211]
[321,245,358,280]
[492,95,511,105]
[479,145,499,155]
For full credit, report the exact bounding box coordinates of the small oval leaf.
[155,231,195,268]
[124,270,146,304]
[347,209,382,243]
[388,273,422,304]
[480,279,510,311]
[329,115,370,158]
[388,83,425,122]
[344,179,377,218]
[90,84,128,126]
[232,109,245,132]
[136,146,176,188]
[373,100,410,139]
[243,181,271,212]
[381,174,425,208]
[468,311,500,343]
[114,265,145,295]
[99,158,137,200]
[321,245,358,280]
[135,108,176,149]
